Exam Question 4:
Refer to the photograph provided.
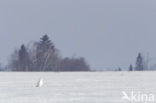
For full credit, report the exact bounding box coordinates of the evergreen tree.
[118,67,121,71]
[18,45,30,71]
[40,34,55,52]
[129,64,133,71]
[10,44,30,71]
[135,53,144,71]
[32,34,59,71]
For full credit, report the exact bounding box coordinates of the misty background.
[0,0,156,70]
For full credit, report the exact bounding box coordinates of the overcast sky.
[0,0,156,70]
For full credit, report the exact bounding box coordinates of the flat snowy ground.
[0,72,155,103]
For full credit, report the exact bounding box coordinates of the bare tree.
[31,35,60,71]
[60,57,90,71]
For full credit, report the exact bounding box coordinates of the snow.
[0,72,155,103]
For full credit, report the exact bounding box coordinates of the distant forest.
[115,52,154,71]
[4,35,90,71]
[0,35,153,71]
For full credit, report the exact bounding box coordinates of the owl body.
[36,79,43,87]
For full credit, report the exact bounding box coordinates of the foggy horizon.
[0,0,156,70]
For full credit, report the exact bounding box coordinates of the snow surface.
[0,72,155,103]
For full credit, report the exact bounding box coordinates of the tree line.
[0,34,153,72]
[118,53,153,71]
[7,35,90,71]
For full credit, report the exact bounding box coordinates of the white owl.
[36,78,43,87]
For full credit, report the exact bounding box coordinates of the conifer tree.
[135,53,144,71]
[129,64,133,71]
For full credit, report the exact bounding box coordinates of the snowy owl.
[36,78,43,87]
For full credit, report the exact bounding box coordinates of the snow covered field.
[0,72,155,103]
